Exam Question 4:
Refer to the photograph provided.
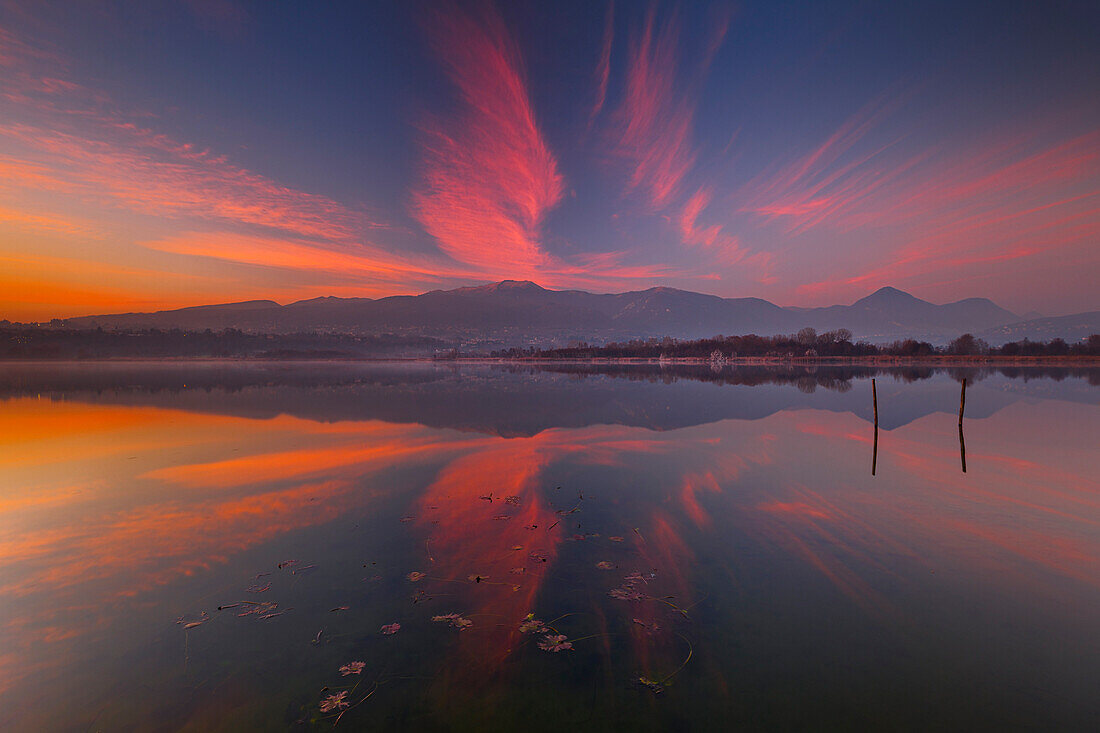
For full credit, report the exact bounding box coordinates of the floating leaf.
[183,621,205,629]
[492,515,512,521]
[609,536,625,543]
[380,623,401,635]
[399,515,416,523]
[636,677,664,694]
[277,560,298,569]
[510,567,526,574]
[518,615,548,634]
[407,571,425,582]
[467,574,487,583]
[330,606,349,612]
[504,496,521,506]
[510,545,523,551]
[538,634,574,652]
[246,583,271,593]
[524,524,538,530]
[320,691,350,712]
[596,561,615,570]
[339,661,366,676]
[432,613,473,630]
[479,493,493,502]
[609,588,644,601]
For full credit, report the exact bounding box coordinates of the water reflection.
[0,364,1097,729]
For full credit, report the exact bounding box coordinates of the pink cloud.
[411,2,565,276]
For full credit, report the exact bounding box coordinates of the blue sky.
[1,0,1098,320]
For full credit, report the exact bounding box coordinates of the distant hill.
[45,279,1088,346]
[979,311,1100,345]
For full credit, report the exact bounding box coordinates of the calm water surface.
[1,362,1098,730]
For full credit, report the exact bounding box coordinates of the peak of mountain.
[457,279,547,294]
[853,286,922,306]
[49,280,1073,347]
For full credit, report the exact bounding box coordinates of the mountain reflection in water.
[0,362,1097,730]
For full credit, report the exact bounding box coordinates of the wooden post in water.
[871,378,878,476]
[872,423,879,476]
[958,378,966,426]
[959,423,966,473]
[872,378,878,424]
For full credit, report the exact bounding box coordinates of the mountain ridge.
[38,280,1087,346]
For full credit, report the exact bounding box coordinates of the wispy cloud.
[411,2,565,277]
[739,95,1100,303]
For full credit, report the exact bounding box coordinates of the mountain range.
[49,280,1096,346]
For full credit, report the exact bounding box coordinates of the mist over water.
[1,363,1097,730]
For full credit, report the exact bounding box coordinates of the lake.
[1,362,1098,730]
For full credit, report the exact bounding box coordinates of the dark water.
[0,362,1097,731]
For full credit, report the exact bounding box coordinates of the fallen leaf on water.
[246,583,271,593]
[399,515,416,523]
[329,606,349,612]
[183,621,204,629]
[596,561,615,570]
[492,515,512,521]
[609,587,644,601]
[538,634,574,652]
[510,545,523,551]
[510,567,526,574]
[432,613,473,630]
[238,602,278,617]
[407,571,426,582]
[320,691,350,712]
[277,560,298,569]
[467,574,487,583]
[518,615,548,634]
[609,536,625,543]
[636,677,664,694]
[504,496,521,506]
[339,661,366,676]
[380,623,400,635]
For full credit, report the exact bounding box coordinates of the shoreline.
[1,355,1098,366]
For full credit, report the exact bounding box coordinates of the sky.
[1,0,1098,322]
